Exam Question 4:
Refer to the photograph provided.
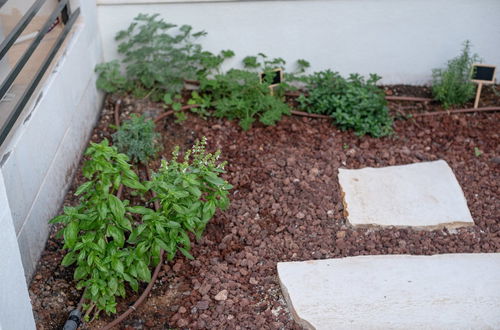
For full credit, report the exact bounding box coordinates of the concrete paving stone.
[278,254,500,330]
[338,160,474,229]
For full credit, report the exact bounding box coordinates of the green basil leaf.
[61,251,77,266]
[166,221,181,229]
[49,214,69,224]
[136,260,151,282]
[126,206,152,215]
[115,216,132,232]
[128,278,139,292]
[179,247,194,260]
[108,225,125,247]
[205,174,225,186]
[187,186,202,198]
[108,195,125,220]
[74,266,89,280]
[108,278,118,294]
[98,202,108,220]
[122,178,146,191]
[154,238,169,252]
[64,221,79,249]
[90,284,99,297]
[112,259,125,275]
[75,182,92,196]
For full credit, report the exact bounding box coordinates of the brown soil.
[30,87,500,329]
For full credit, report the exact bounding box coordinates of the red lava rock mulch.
[30,90,499,329]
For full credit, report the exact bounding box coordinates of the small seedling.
[112,114,161,164]
[474,147,483,157]
[343,143,349,150]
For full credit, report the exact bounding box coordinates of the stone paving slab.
[278,254,500,330]
[338,160,474,229]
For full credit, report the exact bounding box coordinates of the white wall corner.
[0,172,36,330]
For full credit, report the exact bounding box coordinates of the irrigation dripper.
[63,309,82,330]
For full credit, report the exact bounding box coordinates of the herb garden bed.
[27,13,500,329]
[30,84,499,329]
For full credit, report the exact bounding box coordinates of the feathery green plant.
[432,40,480,109]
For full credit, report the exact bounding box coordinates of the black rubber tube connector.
[63,309,82,330]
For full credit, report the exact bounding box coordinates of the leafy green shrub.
[298,70,393,137]
[197,54,309,130]
[144,137,232,261]
[242,53,310,88]
[95,13,233,100]
[432,40,480,109]
[112,114,161,164]
[50,138,231,317]
[200,68,290,130]
[95,60,129,94]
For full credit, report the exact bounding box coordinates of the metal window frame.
[0,0,80,147]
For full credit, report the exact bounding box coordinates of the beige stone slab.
[278,254,500,330]
[338,160,473,229]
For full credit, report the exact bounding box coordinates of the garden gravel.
[30,92,500,329]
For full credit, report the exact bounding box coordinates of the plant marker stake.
[470,63,497,109]
[473,82,482,109]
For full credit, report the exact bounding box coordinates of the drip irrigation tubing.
[411,106,500,117]
[290,110,330,119]
[153,104,199,123]
[151,104,500,122]
[385,96,433,102]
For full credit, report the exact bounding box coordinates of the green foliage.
[50,138,231,317]
[298,70,393,137]
[145,137,232,261]
[95,60,129,94]
[112,114,161,164]
[295,59,311,74]
[242,53,286,71]
[200,68,290,130]
[163,93,186,122]
[432,40,480,109]
[195,54,311,130]
[50,140,146,315]
[95,13,234,100]
[474,147,483,157]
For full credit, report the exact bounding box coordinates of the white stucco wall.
[0,1,103,325]
[0,173,35,330]
[96,0,500,84]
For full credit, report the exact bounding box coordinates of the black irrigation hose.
[62,309,82,330]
